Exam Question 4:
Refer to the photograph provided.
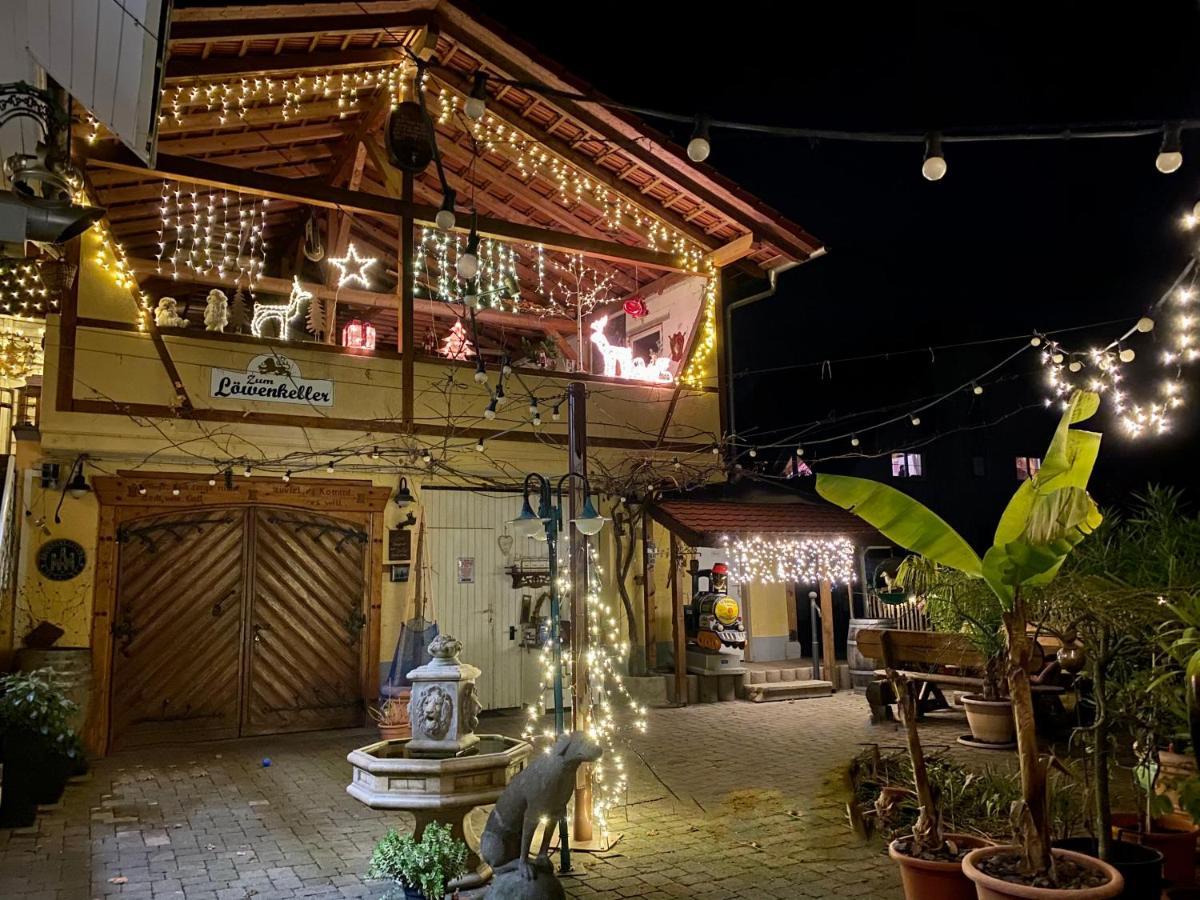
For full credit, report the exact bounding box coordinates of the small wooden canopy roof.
[649,484,884,548]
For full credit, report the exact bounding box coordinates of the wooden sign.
[37,539,87,581]
[388,528,412,562]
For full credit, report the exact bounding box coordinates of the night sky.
[475,2,1200,503]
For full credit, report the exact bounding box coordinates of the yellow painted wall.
[743,581,789,639]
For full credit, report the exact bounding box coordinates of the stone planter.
[962,694,1016,746]
[888,833,990,900]
[1111,812,1200,887]
[963,845,1123,899]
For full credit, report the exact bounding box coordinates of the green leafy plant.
[818,390,1103,883]
[367,822,467,899]
[0,669,80,759]
[896,558,1007,699]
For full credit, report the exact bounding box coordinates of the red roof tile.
[650,499,883,545]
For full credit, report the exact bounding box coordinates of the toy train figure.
[684,562,747,675]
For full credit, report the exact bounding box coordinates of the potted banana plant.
[818,391,1123,898]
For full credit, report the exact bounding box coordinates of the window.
[891,452,923,478]
[1016,456,1042,481]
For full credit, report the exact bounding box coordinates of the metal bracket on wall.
[117,515,237,552]
[267,515,367,552]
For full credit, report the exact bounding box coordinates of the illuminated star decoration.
[252,275,313,340]
[330,243,378,290]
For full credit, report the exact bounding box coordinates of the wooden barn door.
[242,508,367,735]
[110,511,247,750]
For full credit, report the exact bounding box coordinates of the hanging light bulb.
[456,226,480,279]
[502,355,513,376]
[137,485,147,496]
[910,414,921,426]
[484,397,498,420]
[1156,124,1184,174]
[1120,347,1136,363]
[371,446,381,460]
[474,357,488,385]
[795,446,804,457]
[172,487,181,497]
[748,447,757,458]
[282,470,292,483]
[475,438,485,452]
[244,464,252,477]
[495,381,506,406]
[435,189,456,231]
[464,71,488,121]
[551,403,561,422]
[712,445,721,456]
[921,132,947,181]
[326,462,336,473]
[208,477,217,487]
[1030,336,1042,347]
[972,383,984,395]
[850,435,860,447]
[1068,360,1083,373]
[1137,316,1156,333]
[528,397,539,416]
[532,412,541,427]
[686,115,711,163]
[421,449,433,464]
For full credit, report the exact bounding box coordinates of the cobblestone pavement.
[0,691,977,900]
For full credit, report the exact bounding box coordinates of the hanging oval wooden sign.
[36,539,87,581]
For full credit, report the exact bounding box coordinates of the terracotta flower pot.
[888,833,990,900]
[962,695,1016,746]
[963,845,1122,899]
[378,722,411,741]
[1112,812,1199,887]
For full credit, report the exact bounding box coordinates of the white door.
[424,490,540,710]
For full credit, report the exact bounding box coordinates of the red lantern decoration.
[623,295,648,318]
[342,318,376,350]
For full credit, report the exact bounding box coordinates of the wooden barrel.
[847,617,896,691]
[16,647,92,734]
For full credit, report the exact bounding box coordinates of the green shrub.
[0,669,80,759]
[367,822,467,899]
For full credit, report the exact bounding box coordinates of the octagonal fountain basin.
[347,735,531,888]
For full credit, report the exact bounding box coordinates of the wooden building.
[0,1,825,754]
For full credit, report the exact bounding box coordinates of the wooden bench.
[854,628,1064,724]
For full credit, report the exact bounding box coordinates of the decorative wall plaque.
[36,539,87,581]
[388,528,412,562]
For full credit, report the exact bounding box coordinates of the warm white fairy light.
[720,535,857,585]
[522,538,646,839]
[156,181,267,293]
[329,243,378,290]
[1038,276,1197,436]
[0,261,57,318]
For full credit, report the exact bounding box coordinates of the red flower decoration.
[623,295,649,318]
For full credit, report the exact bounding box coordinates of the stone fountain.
[347,634,531,888]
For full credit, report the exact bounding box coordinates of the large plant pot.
[1111,812,1199,887]
[33,751,73,806]
[1159,749,1198,820]
[1054,837,1162,900]
[889,833,990,900]
[962,695,1016,746]
[0,731,42,827]
[963,845,1123,899]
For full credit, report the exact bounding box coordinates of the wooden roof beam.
[167,11,435,44]
[166,47,403,80]
[86,144,686,271]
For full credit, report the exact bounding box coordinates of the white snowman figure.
[154,297,187,328]
[203,289,229,332]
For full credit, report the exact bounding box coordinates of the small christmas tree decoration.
[439,320,476,360]
[227,289,250,334]
[306,294,336,343]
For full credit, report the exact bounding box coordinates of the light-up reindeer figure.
[251,276,312,341]
[588,315,674,383]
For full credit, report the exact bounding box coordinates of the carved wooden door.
[241,508,366,735]
[110,511,247,750]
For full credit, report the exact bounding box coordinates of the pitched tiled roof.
[650,499,884,546]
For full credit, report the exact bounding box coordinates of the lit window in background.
[891,452,923,478]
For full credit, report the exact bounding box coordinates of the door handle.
[253,623,271,643]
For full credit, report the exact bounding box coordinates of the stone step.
[745,680,834,703]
